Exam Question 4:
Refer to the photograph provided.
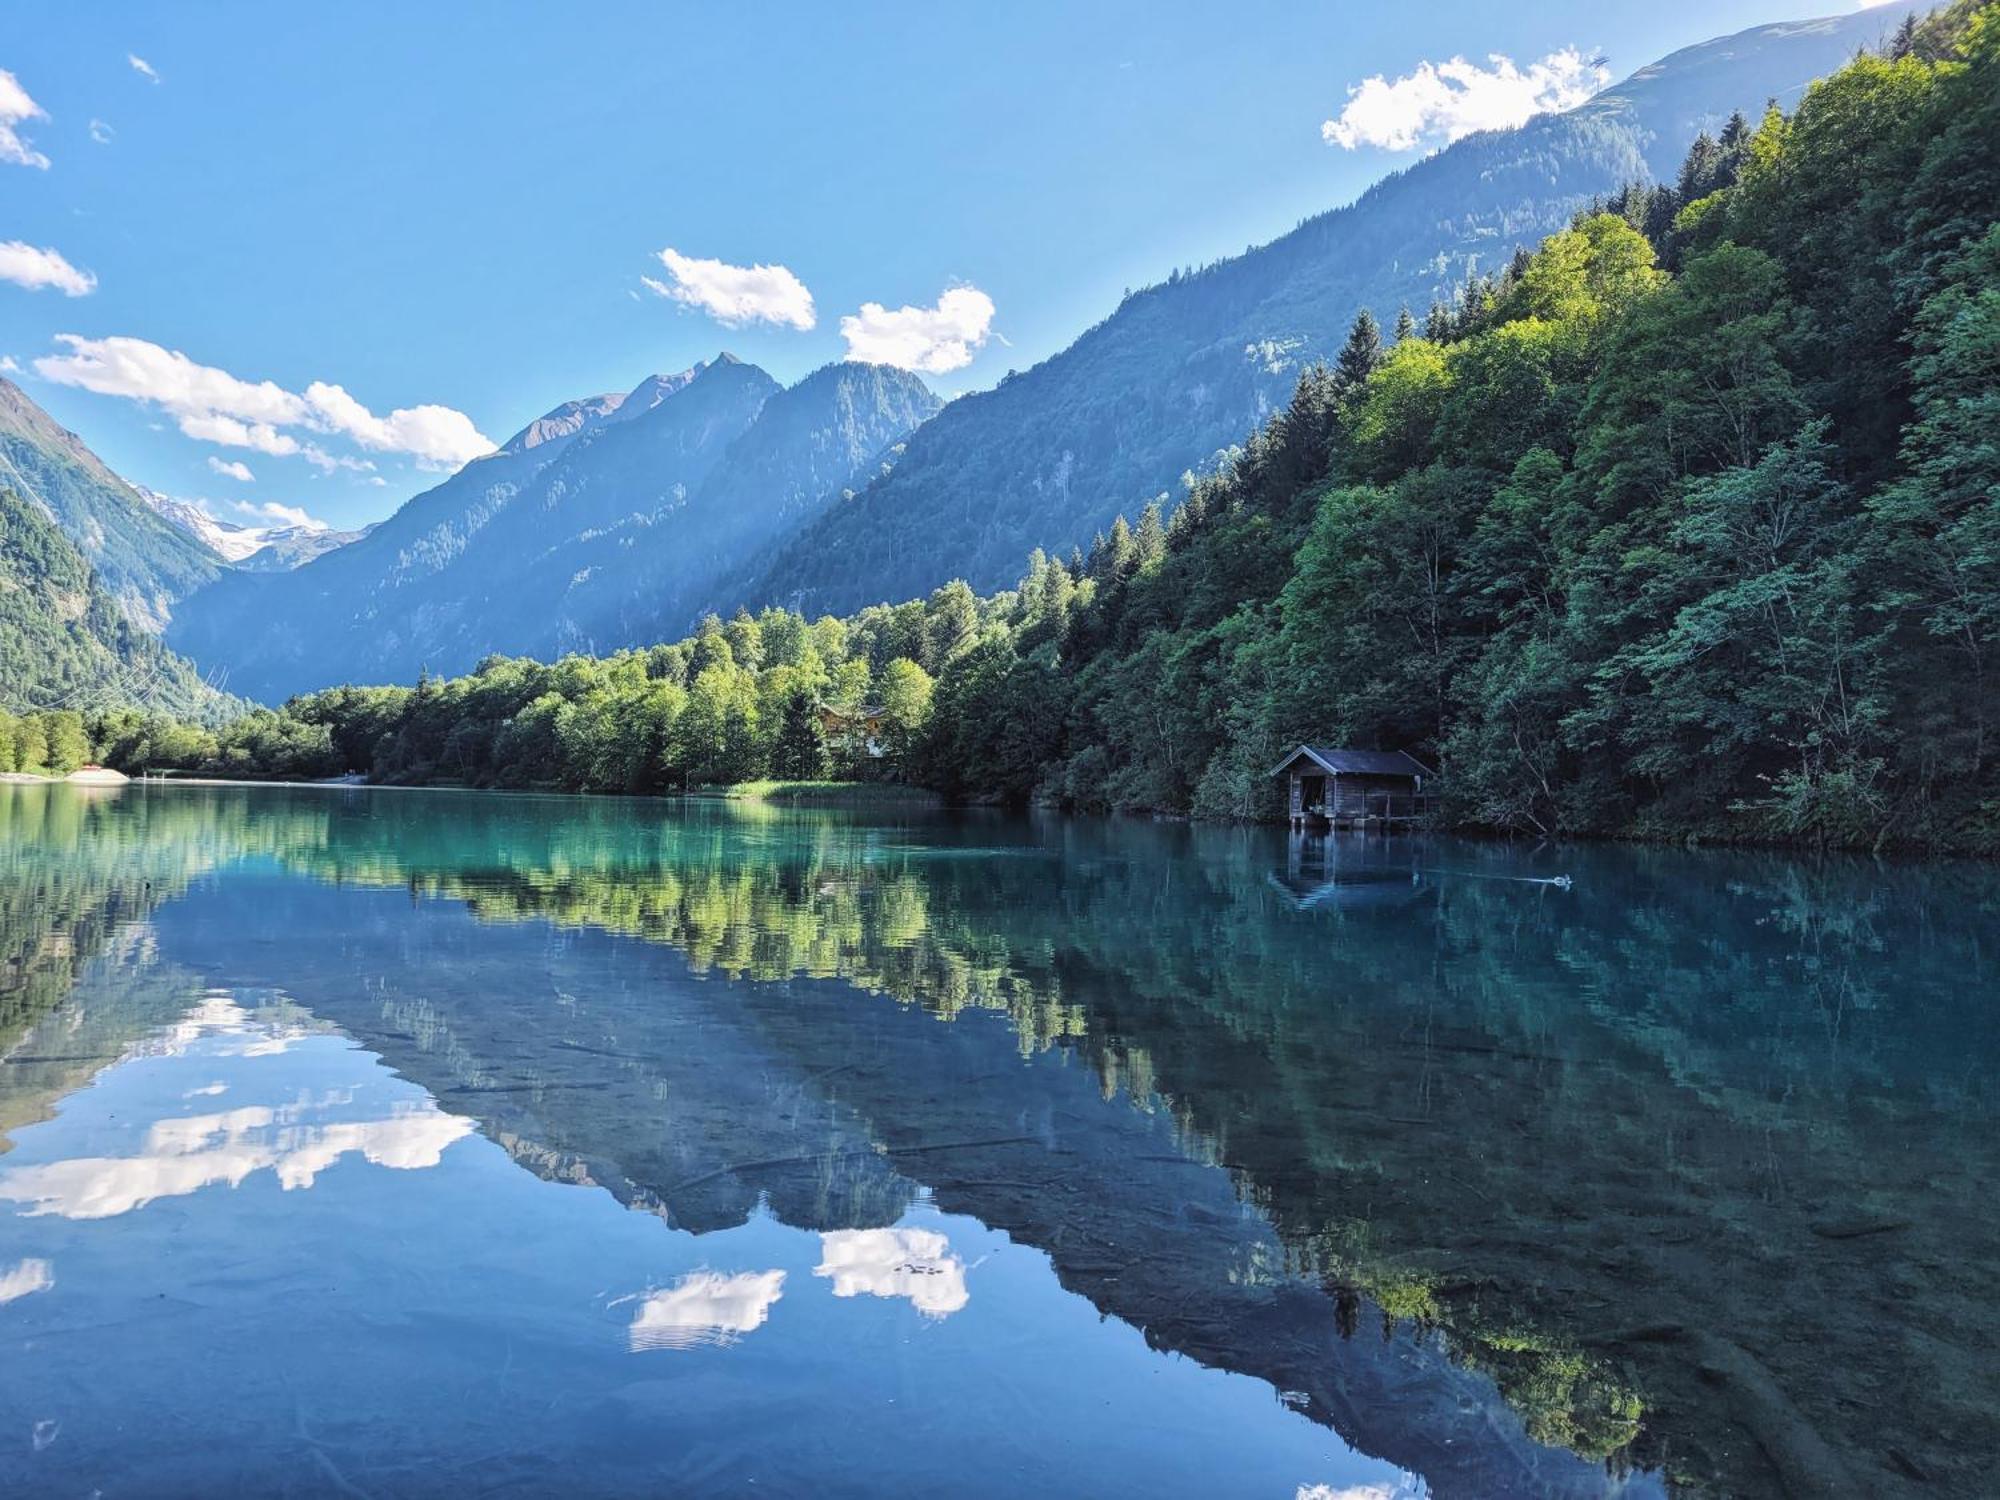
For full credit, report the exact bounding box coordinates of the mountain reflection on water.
[0,785,1992,1498]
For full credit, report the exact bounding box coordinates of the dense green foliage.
[901,5,2000,850]
[732,7,1909,617]
[0,488,237,731]
[95,600,956,793]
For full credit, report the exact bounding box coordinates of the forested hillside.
[92,4,1999,851]
[732,6,1910,618]
[0,380,220,631]
[0,488,236,733]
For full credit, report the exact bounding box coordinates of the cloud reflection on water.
[0,995,470,1220]
[628,1269,788,1351]
[815,1226,969,1318]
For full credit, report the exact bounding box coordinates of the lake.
[0,784,1991,1497]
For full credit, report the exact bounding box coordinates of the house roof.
[1269,745,1432,779]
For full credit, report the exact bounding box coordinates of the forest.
[75,3,2000,849]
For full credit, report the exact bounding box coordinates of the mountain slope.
[548,361,941,650]
[0,487,235,723]
[0,379,221,631]
[734,6,1907,616]
[168,357,936,699]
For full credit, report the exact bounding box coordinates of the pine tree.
[773,689,828,779]
[1334,309,1384,395]
[1393,306,1417,343]
[1134,500,1167,569]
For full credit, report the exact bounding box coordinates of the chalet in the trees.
[1271,746,1431,829]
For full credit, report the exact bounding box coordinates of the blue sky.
[3,1,1880,531]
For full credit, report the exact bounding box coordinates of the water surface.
[0,785,1992,1497]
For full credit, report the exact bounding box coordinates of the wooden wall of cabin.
[1327,773,1419,817]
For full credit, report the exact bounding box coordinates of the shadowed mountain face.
[166,359,937,701]
[0,380,220,633]
[3,785,1992,1497]
[731,7,1910,617]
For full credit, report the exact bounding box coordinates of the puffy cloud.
[0,1258,53,1304]
[128,54,160,84]
[229,499,324,531]
[0,69,50,169]
[89,118,113,145]
[32,334,492,469]
[839,285,995,374]
[206,456,254,482]
[178,412,301,456]
[1322,47,1608,152]
[0,241,95,296]
[815,1226,969,1317]
[302,381,489,469]
[628,1269,787,1351]
[0,356,19,374]
[647,247,816,330]
[301,443,375,474]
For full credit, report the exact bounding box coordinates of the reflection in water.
[0,994,471,1220]
[0,1257,53,1303]
[0,782,1991,1497]
[816,1226,970,1317]
[628,1267,789,1351]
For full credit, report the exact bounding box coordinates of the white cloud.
[128,54,160,84]
[628,1269,786,1351]
[367,475,388,487]
[32,334,493,469]
[301,442,376,474]
[206,456,254,482]
[0,242,94,296]
[230,499,324,530]
[815,1227,969,1317]
[89,118,113,145]
[839,285,995,374]
[0,69,51,169]
[0,355,19,374]
[302,381,488,469]
[647,247,816,330]
[178,412,302,456]
[1322,47,1609,152]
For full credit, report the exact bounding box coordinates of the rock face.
[167,358,938,699]
[729,7,1906,617]
[0,379,219,632]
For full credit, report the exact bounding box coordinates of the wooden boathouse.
[1271,746,1432,830]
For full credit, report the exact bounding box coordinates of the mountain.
[0,378,220,631]
[0,487,235,723]
[546,361,942,649]
[167,357,937,700]
[139,491,369,571]
[731,6,1911,616]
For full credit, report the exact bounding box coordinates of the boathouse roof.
[1269,745,1432,779]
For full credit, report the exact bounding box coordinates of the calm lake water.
[0,784,1991,1498]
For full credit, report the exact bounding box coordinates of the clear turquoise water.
[0,784,1991,1497]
